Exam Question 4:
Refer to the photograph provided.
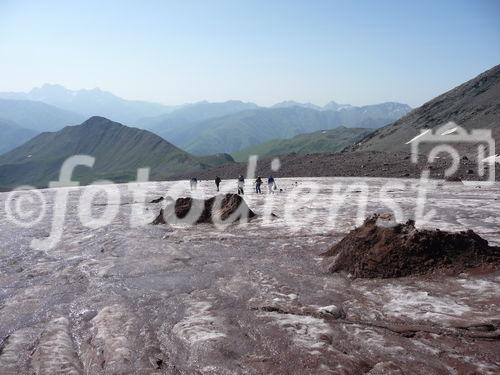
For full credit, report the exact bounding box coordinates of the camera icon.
[407,122,496,185]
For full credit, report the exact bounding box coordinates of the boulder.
[322,214,500,278]
[152,193,255,225]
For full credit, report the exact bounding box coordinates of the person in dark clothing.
[215,176,221,191]
[190,177,197,190]
[237,175,245,195]
[267,175,276,193]
[255,176,263,194]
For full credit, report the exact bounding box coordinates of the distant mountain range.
[232,126,373,162]
[323,101,354,111]
[0,99,84,152]
[271,100,354,111]
[272,101,323,110]
[0,85,411,158]
[0,84,412,178]
[0,98,84,132]
[141,100,259,130]
[352,64,500,158]
[147,102,411,155]
[0,117,231,189]
[0,119,38,155]
[0,84,174,125]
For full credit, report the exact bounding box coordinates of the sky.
[0,0,499,107]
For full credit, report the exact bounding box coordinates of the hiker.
[237,175,245,195]
[267,175,276,193]
[215,176,221,191]
[190,177,197,190]
[255,176,263,194]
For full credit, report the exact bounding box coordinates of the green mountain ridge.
[0,116,232,189]
[152,103,411,155]
[232,127,373,162]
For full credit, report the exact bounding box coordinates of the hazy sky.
[1,0,499,107]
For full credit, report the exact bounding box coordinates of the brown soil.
[152,193,255,225]
[321,214,500,278]
[171,151,500,182]
[444,176,462,182]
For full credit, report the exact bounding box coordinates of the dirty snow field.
[0,177,499,374]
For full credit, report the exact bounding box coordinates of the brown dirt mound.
[152,193,255,225]
[444,176,462,183]
[321,214,500,278]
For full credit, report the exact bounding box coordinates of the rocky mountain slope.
[351,64,500,158]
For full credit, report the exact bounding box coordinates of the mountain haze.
[0,99,84,132]
[0,84,174,125]
[143,100,259,130]
[0,119,38,155]
[323,101,353,111]
[0,84,412,164]
[271,101,322,110]
[0,85,411,157]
